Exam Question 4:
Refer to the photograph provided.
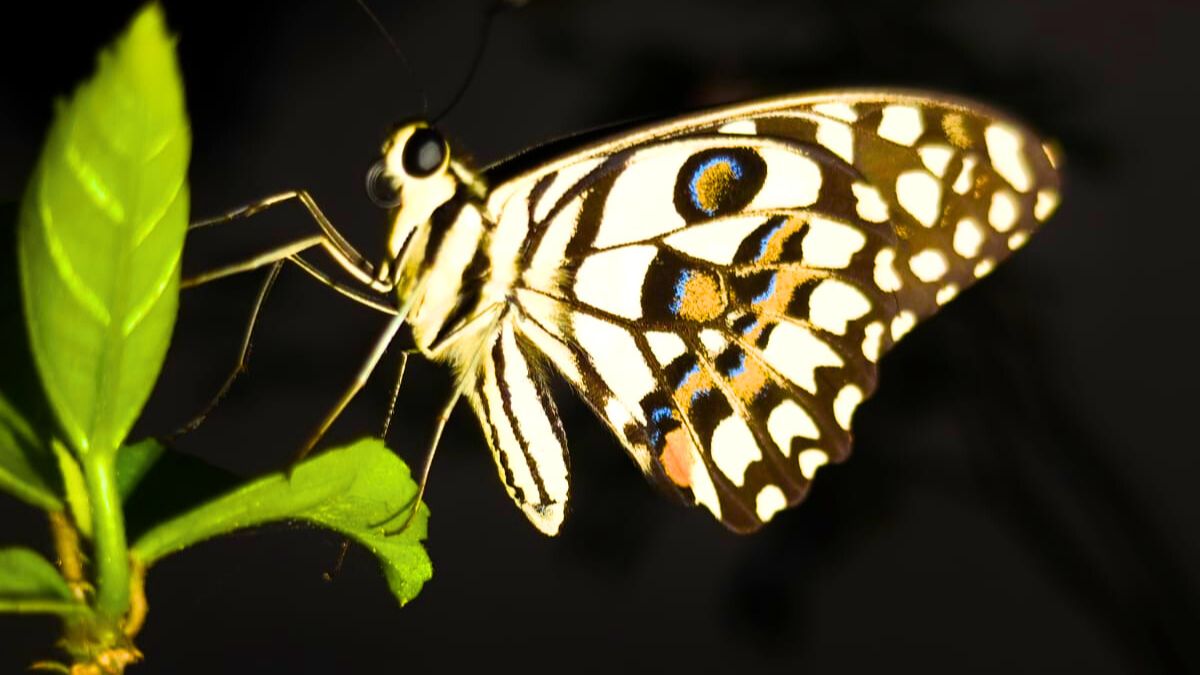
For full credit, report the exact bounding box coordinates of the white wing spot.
[833,384,864,430]
[808,279,871,336]
[573,314,655,422]
[852,182,889,223]
[532,158,604,223]
[718,120,757,135]
[767,400,820,456]
[755,485,788,522]
[711,416,762,487]
[1035,188,1060,221]
[813,102,857,122]
[878,105,924,146]
[699,328,727,356]
[936,284,959,305]
[689,444,723,520]
[896,170,942,227]
[595,149,686,248]
[862,321,885,362]
[909,249,949,283]
[665,216,764,264]
[985,123,1033,192]
[974,258,995,278]
[953,217,985,258]
[573,245,657,319]
[891,310,916,340]
[874,248,903,292]
[952,155,978,195]
[603,398,650,472]
[816,120,854,163]
[802,217,866,269]
[988,189,1019,232]
[762,322,843,394]
[1008,231,1030,250]
[525,199,582,291]
[918,143,954,177]
[751,148,823,210]
[798,448,829,479]
[646,331,687,365]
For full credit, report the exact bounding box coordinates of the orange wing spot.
[754,216,806,265]
[675,271,726,322]
[729,358,770,404]
[749,267,813,316]
[673,365,715,412]
[693,161,739,213]
[660,428,694,487]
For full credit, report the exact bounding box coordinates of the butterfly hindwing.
[469,318,571,535]
[478,90,1060,532]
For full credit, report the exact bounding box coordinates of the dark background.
[2,0,1198,672]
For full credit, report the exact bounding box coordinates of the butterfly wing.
[481,90,1061,532]
[467,318,571,535]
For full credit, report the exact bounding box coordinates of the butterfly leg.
[292,312,407,463]
[175,193,399,436]
[168,260,283,438]
[385,306,505,535]
[380,350,411,440]
[188,190,387,291]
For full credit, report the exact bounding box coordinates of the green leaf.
[0,547,86,615]
[17,2,190,460]
[0,203,62,510]
[131,439,432,606]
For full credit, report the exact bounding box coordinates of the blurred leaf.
[51,440,92,538]
[0,393,61,511]
[0,547,86,615]
[0,203,62,511]
[131,439,432,605]
[115,437,164,501]
[17,2,190,460]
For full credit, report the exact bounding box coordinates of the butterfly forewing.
[478,91,1060,532]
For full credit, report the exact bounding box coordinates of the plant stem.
[48,510,87,600]
[82,455,129,623]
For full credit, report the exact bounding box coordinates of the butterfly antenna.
[432,0,513,123]
[354,0,430,117]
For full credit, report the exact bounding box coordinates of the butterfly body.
[365,90,1060,535]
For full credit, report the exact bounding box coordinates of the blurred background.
[2,0,1198,672]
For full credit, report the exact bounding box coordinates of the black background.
[2,0,1199,672]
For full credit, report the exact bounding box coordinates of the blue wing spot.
[751,273,778,305]
[690,387,716,407]
[669,270,692,315]
[676,362,701,391]
[754,219,787,261]
[689,155,744,216]
[647,406,674,448]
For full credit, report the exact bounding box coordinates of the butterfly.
[190,89,1061,535]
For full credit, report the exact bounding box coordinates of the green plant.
[0,5,431,672]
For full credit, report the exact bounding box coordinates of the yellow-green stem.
[82,455,129,623]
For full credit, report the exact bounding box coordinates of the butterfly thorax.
[366,121,508,370]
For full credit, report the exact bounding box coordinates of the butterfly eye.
[365,160,402,208]
[402,127,447,177]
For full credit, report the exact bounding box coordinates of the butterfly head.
[368,121,460,270]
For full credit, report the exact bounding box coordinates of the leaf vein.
[37,172,112,327]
